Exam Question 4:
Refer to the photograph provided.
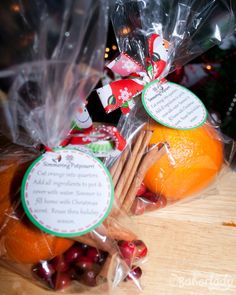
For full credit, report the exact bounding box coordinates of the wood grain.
[0,171,236,295]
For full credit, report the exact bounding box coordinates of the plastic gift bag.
[97,0,236,215]
[0,1,147,292]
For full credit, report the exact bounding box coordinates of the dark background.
[0,1,235,140]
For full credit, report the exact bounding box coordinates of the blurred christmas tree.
[168,34,236,140]
[0,1,235,139]
[195,45,236,140]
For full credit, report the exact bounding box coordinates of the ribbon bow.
[60,106,126,152]
[62,124,126,151]
[97,34,169,114]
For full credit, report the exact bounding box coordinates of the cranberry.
[81,269,97,287]
[133,240,148,259]
[145,194,167,210]
[126,266,142,280]
[118,240,136,265]
[80,243,89,252]
[74,256,93,272]
[157,195,167,208]
[32,261,54,281]
[68,268,77,280]
[131,198,146,215]
[64,244,84,265]
[98,251,108,265]
[87,247,100,263]
[50,255,69,272]
[141,191,159,203]
[73,266,84,277]
[51,272,71,290]
[136,183,146,197]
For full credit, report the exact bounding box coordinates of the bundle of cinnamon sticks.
[110,126,167,215]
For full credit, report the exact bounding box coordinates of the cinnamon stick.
[109,155,120,178]
[111,148,129,187]
[120,130,153,200]
[115,130,147,205]
[103,217,137,241]
[121,143,167,213]
[72,216,137,252]
[110,148,131,216]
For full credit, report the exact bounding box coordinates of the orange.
[0,144,73,264]
[0,143,40,230]
[0,198,13,227]
[1,216,73,264]
[0,146,39,202]
[144,122,224,201]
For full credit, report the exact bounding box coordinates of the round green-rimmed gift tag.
[21,149,114,238]
[142,80,207,130]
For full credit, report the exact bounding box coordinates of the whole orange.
[0,145,73,264]
[0,198,13,227]
[0,144,39,202]
[143,122,224,201]
[1,217,73,264]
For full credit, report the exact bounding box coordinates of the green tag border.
[141,80,208,130]
[21,148,114,238]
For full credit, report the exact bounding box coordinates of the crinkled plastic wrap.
[0,0,108,148]
[0,1,147,293]
[102,0,236,215]
[111,0,235,74]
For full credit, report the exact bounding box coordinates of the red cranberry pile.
[131,183,167,215]
[32,242,108,290]
[32,240,148,290]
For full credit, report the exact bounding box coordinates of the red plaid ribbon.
[97,34,170,114]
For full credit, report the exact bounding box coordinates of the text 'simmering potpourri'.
[21,149,114,237]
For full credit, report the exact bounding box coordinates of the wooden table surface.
[0,170,236,295]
